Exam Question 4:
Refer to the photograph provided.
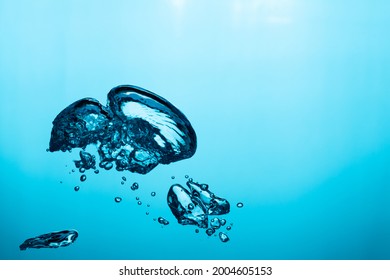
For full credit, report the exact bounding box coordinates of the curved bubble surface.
[49,85,197,174]
[19,230,78,250]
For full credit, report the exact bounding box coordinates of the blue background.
[0,0,389,259]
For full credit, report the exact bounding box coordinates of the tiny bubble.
[195,229,199,233]
[226,226,232,231]
[188,178,193,182]
[237,202,244,208]
[121,181,124,185]
[115,197,122,203]
[137,201,142,205]
[79,167,85,173]
[171,176,175,179]
[122,176,126,181]
[80,175,87,182]
[146,212,149,215]
[184,175,189,179]
[136,197,139,200]
[74,186,80,192]
[72,169,75,173]
[151,192,156,197]
[147,204,150,207]
[94,169,99,174]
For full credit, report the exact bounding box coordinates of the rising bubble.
[74,186,80,192]
[219,232,230,243]
[49,85,197,175]
[20,230,78,250]
[115,197,122,203]
[158,217,169,225]
[80,175,87,182]
[237,202,244,208]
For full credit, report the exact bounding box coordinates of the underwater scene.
[0,0,389,260]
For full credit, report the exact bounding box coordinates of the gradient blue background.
[0,0,389,259]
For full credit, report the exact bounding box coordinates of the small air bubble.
[74,186,80,192]
[146,212,149,215]
[131,182,139,191]
[185,175,189,179]
[115,197,122,203]
[206,228,215,236]
[121,181,124,185]
[151,192,156,197]
[136,197,139,200]
[219,232,230,243]
[226,226,232,231]
[237,202,244,208]
[137,201,142,205]
[94,169,99,174]
[79,167,85,173]
[158,217,169,225]
[195,229,199,233]
[122,176,126,181]
[171,176,175,179]
[80,175,87,182]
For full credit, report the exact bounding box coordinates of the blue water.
[0,0,389,260]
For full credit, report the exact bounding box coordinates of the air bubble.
[237,202,244,208]
[131,182,139,191]
[115,197,122,203]
[122,176,126,181]
[74,186,80,191]
[137,201,142,205]
[49,85,197,175]
[219,232,230,242]
[210,217,221,229]
[206,228,215,236]
[80,175,87,182]
[151,192,156,197]
[158,217,169,225]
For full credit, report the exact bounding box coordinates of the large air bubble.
[19,230,78,250]
[49,85,197,174]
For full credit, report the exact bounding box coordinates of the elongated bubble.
[49,85,197,174]
[19,230,78,250]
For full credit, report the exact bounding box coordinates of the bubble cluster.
[167,178,231,242]
[49,85,197,175]
[19,230,78,250]
[131,182,139,191]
